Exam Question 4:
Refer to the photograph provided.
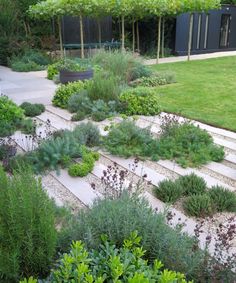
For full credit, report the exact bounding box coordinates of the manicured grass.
[152,56,236,132]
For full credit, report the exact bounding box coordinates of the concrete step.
[157,160,234,191]
[46,105,73,121]
[204,162,236,182]
[213,137,236,152]
[100,154,166,186]
[38,111,74,131]
[51,169,101,206]
[225,153,236,164]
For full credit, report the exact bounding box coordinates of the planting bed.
[4,104,235,256]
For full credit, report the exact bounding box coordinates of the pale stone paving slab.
[51,169,101,206]
[204,162,236,182]
[157,160,235,191]
[225,153,236,164]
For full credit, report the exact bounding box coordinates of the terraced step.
[213,137,236,152]
[157,160,234,191]
[38,111,74,130]
[51,169,101,206]
[100,154,166,186]
[204,162,236,182]
[46,105,73,121]
[225,153,236,164]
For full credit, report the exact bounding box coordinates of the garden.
[1,0,236,282]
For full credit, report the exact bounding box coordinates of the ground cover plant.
[0,166,56,282]
[154,173,236,217]
[104,119,224,167]
[152,56,236,132]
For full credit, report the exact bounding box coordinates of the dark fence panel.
[62,16,113,44]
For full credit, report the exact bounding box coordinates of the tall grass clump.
[0,166,56,282]
[91,50,152,83]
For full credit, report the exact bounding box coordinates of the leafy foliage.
[68,150,99,177]
[104,121,155,158]
[120,87,161,116]
[66,193,204,279]
[130,72,176,87]
[67,90,92,113]
[73,122,101,147]
[20,102,45,117]
[0,166,56,282]
[52,80,89,108]
[48,232,190,283]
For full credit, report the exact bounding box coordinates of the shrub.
[130,72,176,87]
[87,72,120,102]
[183,194,214,217]
[0,167,56,281]
[0,96,24,124]
[67,90,92,113]
[177,173,207,196]
[67,193,204,279]
[10,50,50,72]
[0,121,15,137]
[47,233,190,283]
[68,149,99,177]
[154,179,184,203]
[104,121,156,158]
[20,102,45,117]
[208,186,236,212]
[47,62,59,80]
[157,120,225,168]
[73,122,101,147]
[29,134,82,174]
[52,80,88,108]
[120,87,161,116]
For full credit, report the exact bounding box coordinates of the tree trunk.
[161,18,165,58]
[188,13,194,61]
[132,18,135,53]
[121,15,125,52]
[80,15,84,59]
[136,21,140,53]
[156,16,162,64]
[57,17,63,59]
[97,19,102,48]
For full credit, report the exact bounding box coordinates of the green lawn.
[152,56,236,132]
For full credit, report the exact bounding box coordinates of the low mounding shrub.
[154,179,184,203]
[66,193,204,280]
[104,121,156,158]
[52,80,89,108]
[0,96,24,136]
[130,71,176,87]
[68,150,99,177]
[178,173,207,196]
[91,50,152,83]
[67,90,92,113]
[0,166,56,281]
[208,186,236,212]
[73,122,101,147]
[183,194,214,217]
[158,120,225,168]
[87,72,121,102]
[20,102,45,117]
[120,87,161,116]
[43,232,190,283]
[0,96,24,124]
[20,118,37,135]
